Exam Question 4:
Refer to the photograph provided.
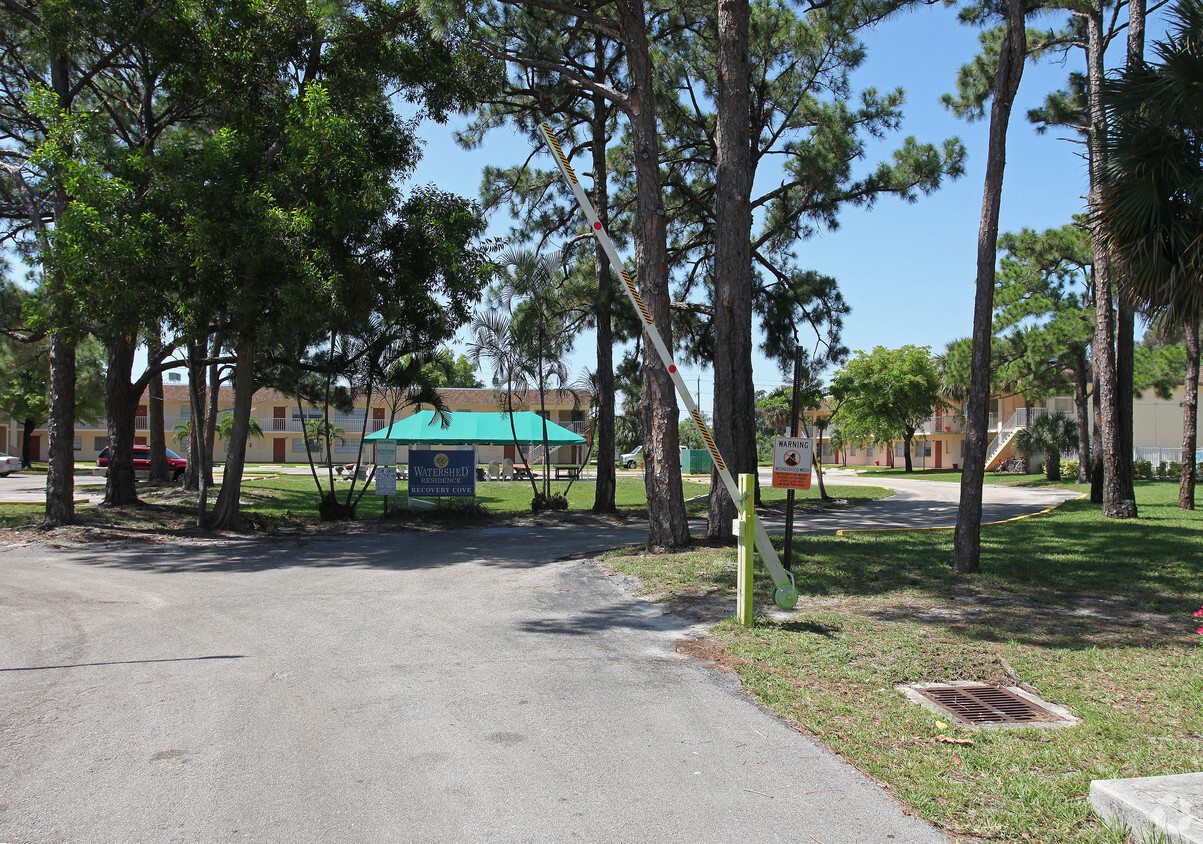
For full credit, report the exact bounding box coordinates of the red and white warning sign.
[772,437,814,489]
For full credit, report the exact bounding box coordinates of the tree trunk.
[708,0,755,539]
[188,346,209,528]
[44,334,76,527]
[21,418,35,468]
[103,333,140,507]
[147,329,169,482]
[41,55,78,528]
[1045,448,1062,481]
[953,0,1026,574]
[591,55,618,515]
[618,0,688,550]
[204,357,219,486]
[1087,7,1137,519]
[210,337,256,531]
[1091,364,1104,503]
[903,433,914,472]
[1180,315,1199,510]
[1114,0,1146,505]
[1072,349,1091,484]
[183,339,206,491]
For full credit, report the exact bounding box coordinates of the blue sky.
[413,3,1141,409]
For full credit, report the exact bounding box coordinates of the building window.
[866,445,874,458]
[916,441,932,458]
[94,436,107,450]
[73,436,82,451]
[821,442,832,458]
[849,444,857,457]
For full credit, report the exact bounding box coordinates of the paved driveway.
[772,468,1083,534]
[1,527,951,843]
[1,472,1081,842]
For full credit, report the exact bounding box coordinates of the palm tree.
[220,412,264,464]
[1014,411,1078,481]
[470,248,575,510]
[1100,0,1203,508]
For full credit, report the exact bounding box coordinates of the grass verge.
[603,481,1203,843]
[0,473,889,535]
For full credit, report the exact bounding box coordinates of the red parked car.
[95,446,187,481]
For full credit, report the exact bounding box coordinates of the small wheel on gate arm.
[773,582,799,610]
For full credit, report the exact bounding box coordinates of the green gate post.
[736,472,755,626]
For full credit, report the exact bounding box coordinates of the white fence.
[1134,447,1203,466]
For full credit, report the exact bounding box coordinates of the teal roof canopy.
[365,410,586,446]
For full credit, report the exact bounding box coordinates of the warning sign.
[772,437,814,490]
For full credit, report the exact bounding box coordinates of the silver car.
[0,452,20,477]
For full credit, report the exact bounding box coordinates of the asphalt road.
[0,473,1081,842]
[1,523,953,843]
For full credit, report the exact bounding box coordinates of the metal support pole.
[736,472,756,626]
[783,346,804,573]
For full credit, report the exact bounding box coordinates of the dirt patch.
[675,637,747,672]
[0,501,640,549]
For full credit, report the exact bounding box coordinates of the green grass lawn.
[0,471,891,532]
[604,481,1203,844]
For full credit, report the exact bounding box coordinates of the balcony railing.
[920,415,963,435]
[76,413,588,437]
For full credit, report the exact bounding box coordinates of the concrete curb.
[1090,772,1203,844]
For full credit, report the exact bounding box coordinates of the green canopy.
[365,410,586,446]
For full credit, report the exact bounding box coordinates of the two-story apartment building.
[805,387,1196,471]
[5,386,591,467]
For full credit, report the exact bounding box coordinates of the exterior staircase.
[984,407,1044,470]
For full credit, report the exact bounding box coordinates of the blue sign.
[409,450,476,497]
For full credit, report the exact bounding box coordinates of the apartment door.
[28,435,40,461]
[273,438,286,462]
[935,440,943,468]
[274,406,286,431]
[373,407,385,431]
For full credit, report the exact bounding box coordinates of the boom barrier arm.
[537,122,798,610]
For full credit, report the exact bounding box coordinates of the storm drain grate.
[915,684,1068,726]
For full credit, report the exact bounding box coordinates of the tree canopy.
[830,345,943,472]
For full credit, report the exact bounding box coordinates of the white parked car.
[619,445,690,469]
[0,452,20,476]
[619,446,642,468]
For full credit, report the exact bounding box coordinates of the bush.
[1168,461,1183,480]
[1060,459,1079,479]
[1135,459,1155,480]
[531,492,568,512]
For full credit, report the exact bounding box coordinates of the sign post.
[375,441,397,515]
[773,436,814,574]
[772,437,814,490]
